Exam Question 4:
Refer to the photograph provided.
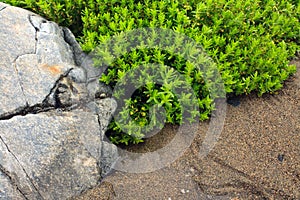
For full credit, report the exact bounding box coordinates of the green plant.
[80,0,299,144]
[93,28,223,144]
[3,0,299,145]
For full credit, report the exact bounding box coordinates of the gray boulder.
[0,3,117,200]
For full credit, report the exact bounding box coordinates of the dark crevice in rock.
[84,112,106,182]
[54,83,70,108]
[96,113,117,180]
[0,68,76,121]
[97,114,103,130]
[62,27,85,67]
[96,114,104,179]
[0,164,29,200]
[28,15,38,54]
[0,94,74,121]
[43,68,74,105]
[28,15,40,31]
[0,137,43,199]
[0,104,54,121]
[0,6,7,12]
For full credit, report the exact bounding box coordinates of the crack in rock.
[0,103,54,121]
[0,2,7,12]
[0,164,29,200]
[0,63,78,121]
[0,67,80,121]
[97,114,105,179]
[2,110,105,199]
[43,68,74,105]
[28,15,38,54]
[0,61,97,121]
[0,136,43,199]
[62,28,85,67]
[13,55,74,107]
[0,6,7,12]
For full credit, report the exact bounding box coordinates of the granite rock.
[0,2,117,199]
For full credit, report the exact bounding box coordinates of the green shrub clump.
[3,0,300,145]
[80,0,300,144]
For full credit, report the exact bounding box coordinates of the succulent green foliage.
[79,0,299,144]
[80,0,299,94]
[3,0,299,145]
[92,28,222,144]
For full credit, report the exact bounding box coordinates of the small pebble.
[278,154,284,162]
[180,189,186,194]
[168,198,172,200]
[99,93,107,98]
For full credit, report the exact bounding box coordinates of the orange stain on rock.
[41,64,62,75]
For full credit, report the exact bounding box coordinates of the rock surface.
[0,2,117,199]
